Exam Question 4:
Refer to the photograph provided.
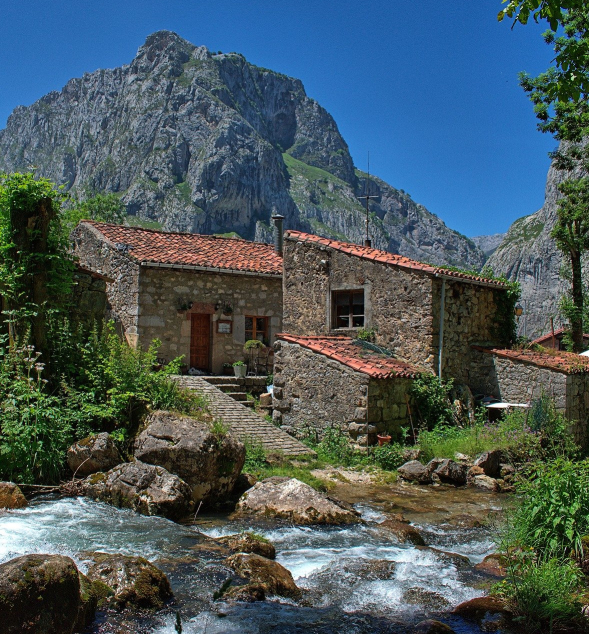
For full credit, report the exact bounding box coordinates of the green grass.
[124,215,163,230]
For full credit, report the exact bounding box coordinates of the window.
[332,290,364,329]
[245,316,269,344]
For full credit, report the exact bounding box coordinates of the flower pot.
[233,365,246,378]
[377,434,391,446]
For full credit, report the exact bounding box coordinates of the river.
[0,478,514,633]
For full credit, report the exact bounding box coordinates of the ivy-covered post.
[0,173,73,374]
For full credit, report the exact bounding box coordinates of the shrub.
[243,437,268,471]
[410,374,455,430]
[493,555,585,631]
[508,459,589,560]
[373,442,405,471]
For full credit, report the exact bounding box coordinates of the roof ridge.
[285,230,505,287]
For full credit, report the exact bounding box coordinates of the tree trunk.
[570,249,584,353]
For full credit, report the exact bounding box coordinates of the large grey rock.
[82,460,192,520]
[134,410,245,504]
[85,553,172,609]
[218,532,276,559]
[474,450,504,478]
[0,31,484,270]
[224,553,301,600]
[0,481,27,509]
[232,477,361,525]
[0,554,95,634]
[432,459,468,486]
[398,460,432,484]
[67,432,122,477]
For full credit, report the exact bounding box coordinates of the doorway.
[190,313,211,371]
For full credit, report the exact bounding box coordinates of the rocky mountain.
[471,233,506,259]
[0,31,484,268]
[486,155,571,339]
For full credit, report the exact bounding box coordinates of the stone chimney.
[272,213,284,256]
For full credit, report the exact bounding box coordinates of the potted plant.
[222,302,233,316]
[377,433,392,446]
[233,360,246,378]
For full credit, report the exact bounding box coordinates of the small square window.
[245,315,269,345]
[332,290,364,329]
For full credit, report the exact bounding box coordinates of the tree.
[0,173,74,369]
[501,2,589,351]
[551,178,589,351]
[62,192,126,234]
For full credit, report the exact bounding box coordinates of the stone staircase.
[173,375,314,457]
[202,376,268,407]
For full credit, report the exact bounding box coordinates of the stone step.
[227,392,248,402]
[205,376,244,386]
[217,384,243,393]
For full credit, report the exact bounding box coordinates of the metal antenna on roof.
[357,152,378,247]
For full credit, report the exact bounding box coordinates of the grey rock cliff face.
[486,153,573,339]
[0,30,483,268]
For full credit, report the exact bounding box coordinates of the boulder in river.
[86,553,172,609]
[473,474,500,492]
[0,553,96,634]
[82,460,193,520]
[218,532,276,559]
[414,619,456,634]
[0,481,27,509]
[67,432,123,477]
[453,595,510,619]
[379,519,426,546]
[474,553,506,577]
[134,410,245,504]
[224,553,302,600]
[231,476,361,525]
[473,450,504,478]
[431,459,468,486]
[398,460,432,484]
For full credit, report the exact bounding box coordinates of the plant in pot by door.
[233,360,246,378]
[222,362,233,376]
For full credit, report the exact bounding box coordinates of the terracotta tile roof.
[82,221,283,276]
[532,328,589,346]
[285,231,506,287]
[277,334,424,379]
[473,346,589,374]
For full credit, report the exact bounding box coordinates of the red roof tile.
[82,221,283,276]
[277,334,424,379]
[532,328,589,346]
[285,231,506,287]
[473,346,589,374]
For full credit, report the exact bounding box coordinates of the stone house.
[531,327,589,351]
[471,346,589,446]
[273,231,511,438]
[71,221,283,374]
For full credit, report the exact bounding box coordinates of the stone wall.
[282,237,437,370]
[71,268,107,327]
[71,223,141,345]
[434,278,501,386]
[282,236,505,380]
[138,266,282,373]
[273,340,411,439]
[470,349,589,446]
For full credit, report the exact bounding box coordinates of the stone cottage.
[71,221,283,374]
[471,346,589,446]
[273,231,511,438]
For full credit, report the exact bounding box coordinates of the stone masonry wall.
[470,349,589,447]
[138,267,282,373]
[273,340,411,439]
[71,223,141,345]
[282,237,437,371]
[71,269,107,327]
[282,237,505,380]
[434,278,501,386]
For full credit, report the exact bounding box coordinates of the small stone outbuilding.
[273,334,421,441]
[72,221,283,373]
[472,346,589,446]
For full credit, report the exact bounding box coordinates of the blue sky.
[0,0,556,237]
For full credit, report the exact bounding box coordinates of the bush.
[493,555,585,631]
[508,459,589,560]
[243,437,268,471]
[373,442,405,471]
[410,374,455,430]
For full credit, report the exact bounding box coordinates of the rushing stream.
[0,482,515,634]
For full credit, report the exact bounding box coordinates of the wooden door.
[190,314,211,371]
